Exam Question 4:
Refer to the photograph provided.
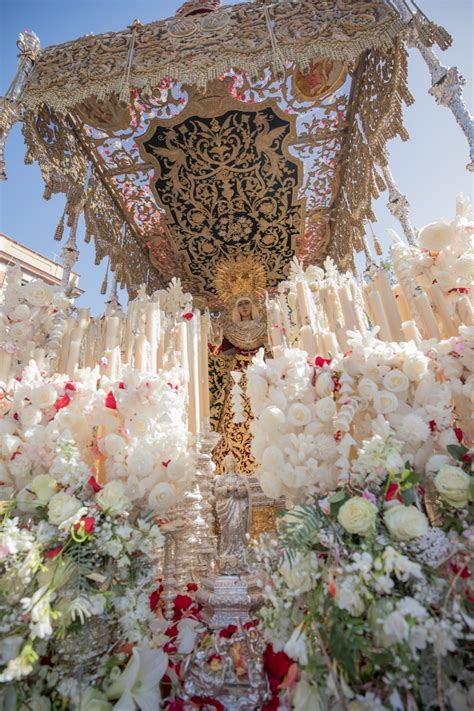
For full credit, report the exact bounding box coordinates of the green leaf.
[329,492,346,504]
[400,488,416,505]
[447,444,468,460]
[469,478,474,503]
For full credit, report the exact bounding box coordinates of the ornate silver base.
[196,573,264,630]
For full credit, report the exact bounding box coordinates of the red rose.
[385,482,401,502]
[243,619,259,630]
[429,420,437,433]
[65,382,76,391]
[173,594,193,613]
[149,585,163,611]
[183,312,193,320]
[166,701,185,711]
[88,476,102,493]
[44,546,63,558]
[118,382,125,389]
[104,391,117,409]
[165,624,179,638]
[315,356,332,368]
[263,645,292,680]
[74,516,95,534]
[186,582,198,593]
[454,427,464,444]
[218,624,237,638]
[54,394,70,410]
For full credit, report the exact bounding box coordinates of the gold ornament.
[214,255,267,306]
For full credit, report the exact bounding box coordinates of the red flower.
[74,516,95,534]
[262,697,280,711]
[167,701,185,711]
[333,430,342,442]
[328,578,337,598]
[190,697,224,711]
[243,619,259,630]
[44,546,63,558]
[174,594,193,613]
[218,624,237,638]
[149,585,163,611]
[454,427,464,443]
[429,420,437,433]
[54,394,70,410]
[263,644,292,681]
[165,624,179,638]
[187,582,198,592]
[88,476,102,493]
[65,382,76,391]
[182,312,193,320]
[105,391,117,409]
[118,381,125,390]
[315,356,332,368]
[385,482,400,502]
[163,641,177,654]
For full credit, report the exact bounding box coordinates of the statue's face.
[238,299,252,319]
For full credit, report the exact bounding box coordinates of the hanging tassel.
[100,260,110,296]
[54,211,65,241]
[119,19,141,103]
[369,223,383,257]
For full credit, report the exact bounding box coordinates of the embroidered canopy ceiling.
[18,0,413,303]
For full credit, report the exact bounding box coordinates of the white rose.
[261,446,285,471]
[357,378,378,401]
[30,475,57,504]
[24,280,54,307]
[31,384,57,410]
[96,480,129,515]
[383,369,409,393]
[315,396,336,422]
[373,390,399,415]
[418,221,456,251]
[11,304,31,321]
[337,497,378,537]
[259,405,285,432]
[426,454,451,475]
[279,552,318,592]
[315,372,333,398]
[384,504,429,541]
[127,414,151,437]
[20,406,42,428]
[127,447,154,476]
[148,482,176,512]
[101,433,127,457]
[402,352,429,382]
[259,470,284,499]
[434,465,470,508]
[48,492,83,526]
[9,321,32,341]
[287,403,311,427]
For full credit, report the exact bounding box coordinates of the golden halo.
[214,255,267,304]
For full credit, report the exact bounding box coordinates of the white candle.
[199,314,210,426]
[33,348,46,371]
[66,327,84,377]
[374,269,404,342]
[414,291,441,340]
[58,317,75,374]
[278,292,292,344]
[107,345,121,381]
[392,284,412,322]
[427,284,458,338]
[105,316,120,351]
[187,315,200,435]
[296,279,311,326]
[367,288,392,341]
[0,348,13,385]
[145,302,161,374]
[134,334,148,372]
[402,320,421,345]
[338,283,357,331]
[77,308,90,330]
[322,330,339,357]
[299,325,315,356]
[457,295,473,326]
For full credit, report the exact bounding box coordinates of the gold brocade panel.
[138,87,305,303]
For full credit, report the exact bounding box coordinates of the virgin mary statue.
[209,257,267,475]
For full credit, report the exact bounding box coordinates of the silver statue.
[215,454,251,575]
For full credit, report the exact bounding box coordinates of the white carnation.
[287,403,311,427]
[148,482,176,512]
[31,384,57,410]
[259,405,286,432]
[396,414,430,447]
[402,352,429,382]
[373,390,399,415]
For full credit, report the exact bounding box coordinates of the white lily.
[107,641,168,711]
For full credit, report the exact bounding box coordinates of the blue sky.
[1,0,473,313]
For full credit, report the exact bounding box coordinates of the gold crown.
[176,0,220,16]
[214,255,267,305]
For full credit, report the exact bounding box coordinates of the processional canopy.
[18,0,415,304]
